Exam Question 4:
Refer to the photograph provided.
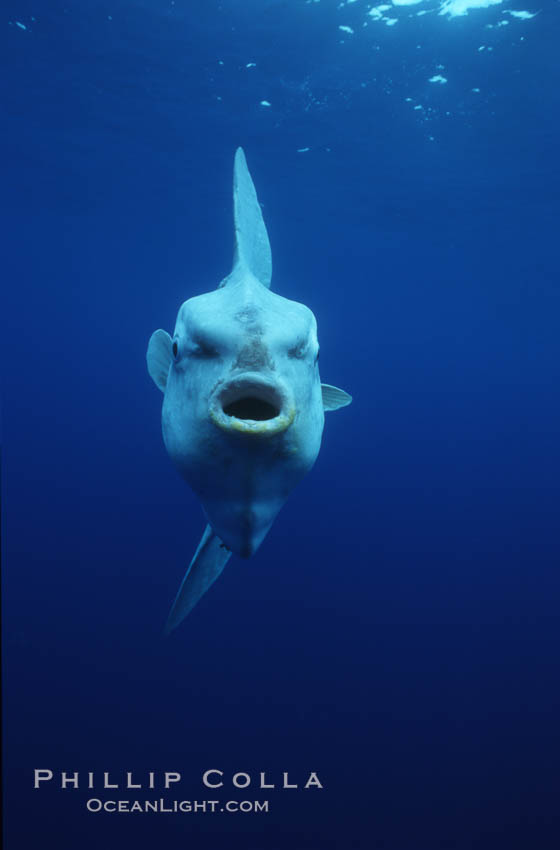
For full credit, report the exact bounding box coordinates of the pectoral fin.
[164,525,232,635]
[321,383,352,411]
[147,329,172,391]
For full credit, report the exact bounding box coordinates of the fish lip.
[209,373,295,436]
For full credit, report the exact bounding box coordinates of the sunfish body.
[147,148,351,632]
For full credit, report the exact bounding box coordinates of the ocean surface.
[3,1,560,848]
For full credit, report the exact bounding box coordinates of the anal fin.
[164,525,231,635]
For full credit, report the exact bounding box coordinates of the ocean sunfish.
[147,148,351,633]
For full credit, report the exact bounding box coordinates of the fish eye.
[172,340,179,359]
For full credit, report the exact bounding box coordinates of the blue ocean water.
[2,1,560,848]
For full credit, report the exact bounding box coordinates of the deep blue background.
[3,1,560,848]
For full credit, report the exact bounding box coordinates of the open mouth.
[223,397,279,421]
[210,374,295,436]
[222,384,282,422]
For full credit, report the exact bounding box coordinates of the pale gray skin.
[147,149,351,632]
[163,273,324,558]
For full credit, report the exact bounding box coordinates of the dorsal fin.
[230,147,272,288]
